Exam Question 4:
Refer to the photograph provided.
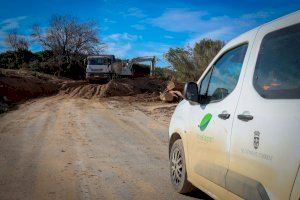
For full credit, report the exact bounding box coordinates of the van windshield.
[88,58,111,65]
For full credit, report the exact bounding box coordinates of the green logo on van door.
[198,113,212,131]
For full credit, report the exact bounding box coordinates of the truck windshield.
[88,58,111,65]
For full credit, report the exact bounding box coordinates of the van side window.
[199,44,248,103]
[254,23,300,99]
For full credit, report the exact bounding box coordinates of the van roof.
[258,10,299,29]
[226,10,300,44]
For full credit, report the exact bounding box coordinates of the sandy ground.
[0,95,210,200]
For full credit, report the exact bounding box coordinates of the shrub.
[164,39,225,82]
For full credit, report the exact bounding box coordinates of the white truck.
[85,55,156,82]
[85,55,131,81]
[169,11,300,200]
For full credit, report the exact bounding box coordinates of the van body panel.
[229,11,300,200]
[290,165,300,200]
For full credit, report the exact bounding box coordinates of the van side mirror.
[183,82,199,103]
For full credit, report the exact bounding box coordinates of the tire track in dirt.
[0,96,207,200]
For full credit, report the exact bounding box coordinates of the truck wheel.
[170,139,195,193]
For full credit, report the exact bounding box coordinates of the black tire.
[170,139,195,194]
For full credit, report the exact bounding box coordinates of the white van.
[168,11,300,200]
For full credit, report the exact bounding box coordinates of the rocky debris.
[159,78,184,103]
[166,79,184,92]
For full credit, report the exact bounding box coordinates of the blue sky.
[0,0,299,66]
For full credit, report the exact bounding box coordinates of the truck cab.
[86,55,115,81]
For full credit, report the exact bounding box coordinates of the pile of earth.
[61,77,167,99]
[0,68,176,113]
[0,68,70,113]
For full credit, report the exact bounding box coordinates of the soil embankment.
[0,69,69,112]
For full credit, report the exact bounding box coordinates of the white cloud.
[241,11,273,20]
[186,27,232,47]
[164,35,174,39]
[131,24,145,30]
[105,42,132,58]
[0,16,27,31]
[150,9,274,47]
[150,9,235,47]
[0,16,28,49]
[104,18,116,24]
[124,7,146,18]
[103,32,143,58]
[150,9,208,32]
[106,33,141,41]
[132,43,171,66]
[150,9,271,34]
[107,33,121,40]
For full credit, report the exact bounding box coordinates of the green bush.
[0,50,85,80]
[155,67,174,80]
[0,50,34,69]
[164,39,225,82]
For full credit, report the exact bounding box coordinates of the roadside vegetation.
[164,39,225,82]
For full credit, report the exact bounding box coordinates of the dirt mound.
[61,77,167,99]
[100,78,140,97]
[100,77,166,97]
[1,68,171,113]
[0,68,67,104]
[66,84,102,99]
[61,81,99,98]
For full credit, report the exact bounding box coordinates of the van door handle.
[237,113,253,121]
[218,112,230,120]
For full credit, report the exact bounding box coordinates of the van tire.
[170,139,195,193]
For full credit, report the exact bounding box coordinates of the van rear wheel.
[170,139,195,193]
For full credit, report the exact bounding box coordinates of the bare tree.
[31,15,104,62]
[5,30,29,51]
[31,15,105,77]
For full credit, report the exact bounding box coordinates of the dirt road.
[0,96,209,200]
